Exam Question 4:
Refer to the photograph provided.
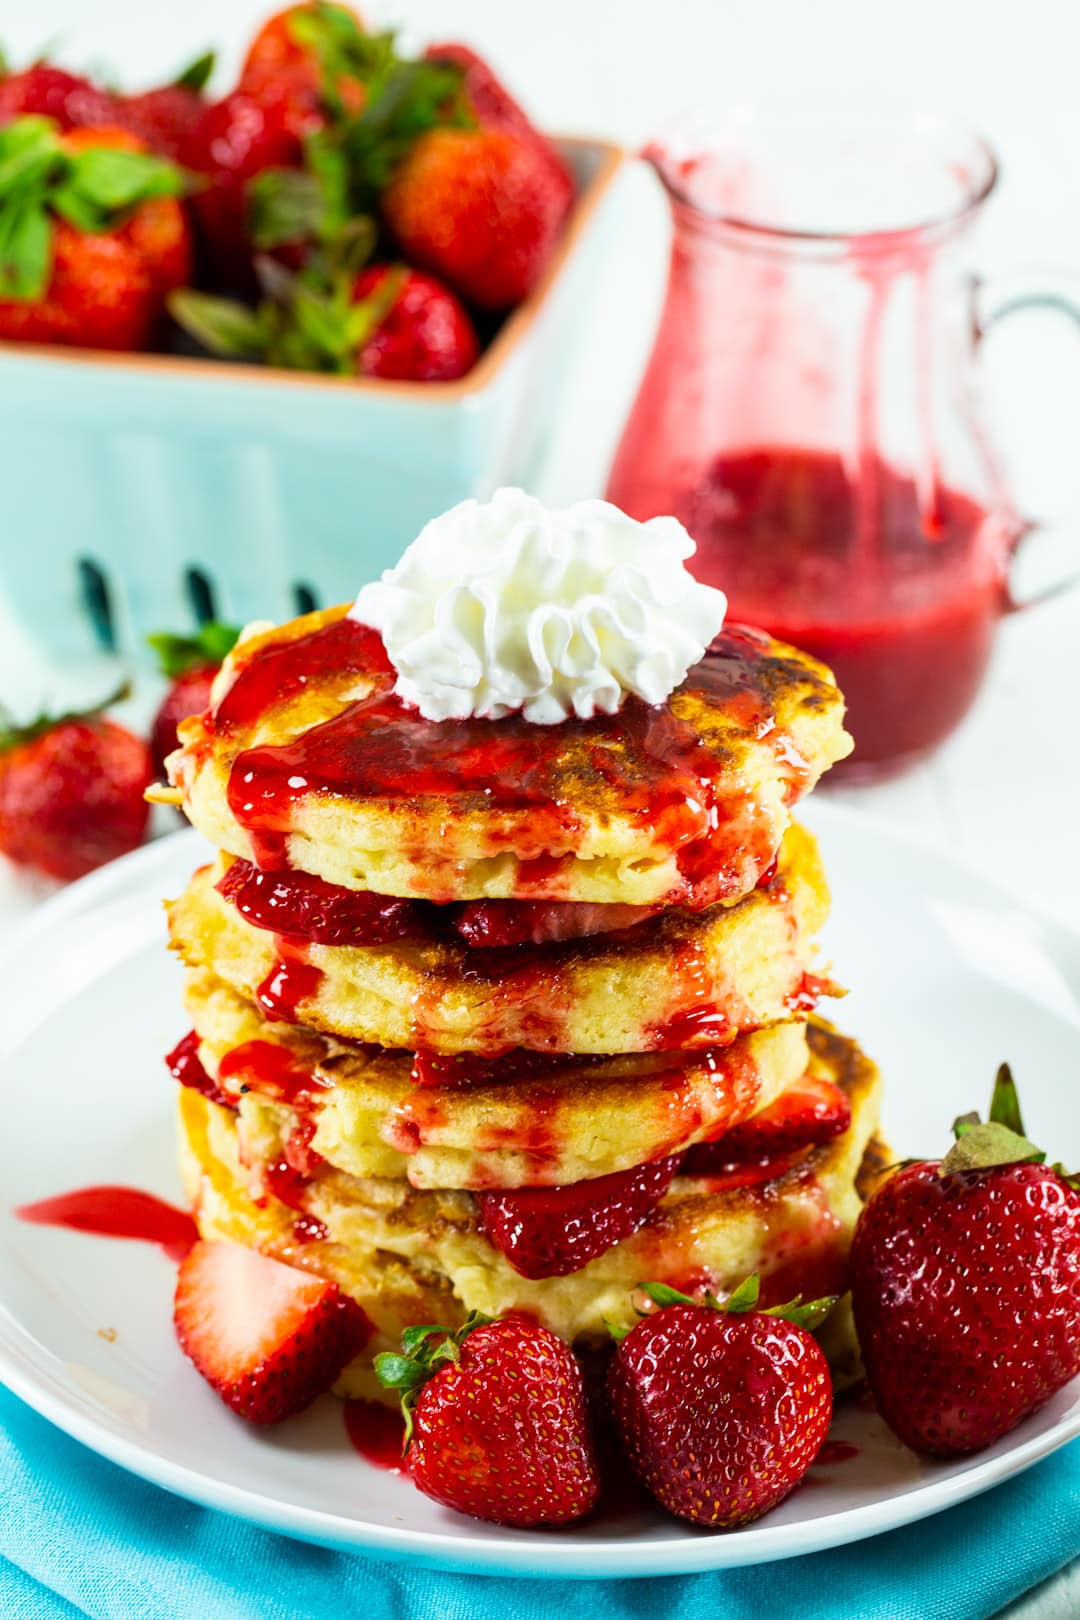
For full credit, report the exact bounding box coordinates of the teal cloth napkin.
[2,1384,1078,1620]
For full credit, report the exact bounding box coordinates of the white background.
[1,0,1080,929]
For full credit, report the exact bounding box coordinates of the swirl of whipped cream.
[350,488,727,724]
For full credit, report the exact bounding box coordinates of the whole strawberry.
[0,686,152,881]
[382,126,573,309]
[0,63,116,131]
[376,1313,599,1526]
[851,1065,1080,1458]
[0,120,191,352]
[147,622,240,779]
[170,262,478,381]
[608,1276,834,1528]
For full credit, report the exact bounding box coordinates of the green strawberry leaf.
[248,167,333,249]
[723,1273,761,1314]
[0,198,52,299]
[638,1281,698,1310]
[167,289,267,359]
[374,1309,492,1448]
[0,681,130,754]
[63,145,188,213]
[988,1062,1026,1136]
[940,1121,1046,1176]
[173,50,215,93]
[146,622,240,678]
[762,1294,837,1332]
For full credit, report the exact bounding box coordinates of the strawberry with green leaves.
[0,118,191,350]
[0,685,152,881]
[851,1065,1080,1458]
[376,1312,600,1526]
[608,1275,835,1528]
[147,621,240,779]
[170,256,478,380]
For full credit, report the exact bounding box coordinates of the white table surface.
[0,1,1077,1612]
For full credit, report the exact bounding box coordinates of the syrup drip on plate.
[15,1187,198,1262]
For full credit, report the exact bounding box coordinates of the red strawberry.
[147,622,240,779]
[170,262,478,381]
[608,1277,835,1527]
[682,1071,852,1178]
[851,1064,1080,1458]
[0,64,116,131]
[425,41,571,184]
[174,1239,371,1422]
[184,88,312,288]
[452,897,658,947]
[0,687,152,882]
[0,123,191,352]
[381,126,572,309]
[241,2,368,117]
[216,856,423,943]
[376,1313,599,1525]
[351,265,477,380]
[479,1155,680,1278]
[112,86,207,164]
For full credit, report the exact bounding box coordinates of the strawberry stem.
[147,623,239,678]
[374,1309,492,1448]
[0,680,130,754]
[942,1064,1047,1176]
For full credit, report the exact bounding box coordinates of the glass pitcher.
[606,99,1080,781]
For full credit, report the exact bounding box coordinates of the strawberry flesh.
[174,1239,370,1423]
[452,897,659,948]
[681,1072,851,1178]
[851,1158,1080,1457]
[216,858,425,944]
[479,1155,680,1278]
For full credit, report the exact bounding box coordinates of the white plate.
[1,801,1078,1579]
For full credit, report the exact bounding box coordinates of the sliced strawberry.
[452,897,659,948]
[216,858,425,944]
[174,1239,370,1422]
[479,1156,680,1278]
[682,1073,851,1179]
[410,1046,607,1090]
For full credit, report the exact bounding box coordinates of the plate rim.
[1,805,1078,1578]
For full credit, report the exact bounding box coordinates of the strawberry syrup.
[14,1187,198,1262]
[814,1440,860,1465]
[215,617,810,909]
[344,1399,407,1473]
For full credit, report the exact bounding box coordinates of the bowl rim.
[0,136,624,405]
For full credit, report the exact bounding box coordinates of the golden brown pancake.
[167,822,835,1054]
[182,965,811,1189]
[168,606,851,907]
[178,1021,880,1383]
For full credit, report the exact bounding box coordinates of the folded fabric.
[2,1385,1078,1620]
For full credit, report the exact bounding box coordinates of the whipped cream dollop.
[350,488,727,724]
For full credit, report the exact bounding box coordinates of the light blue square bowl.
[0,138,622,660]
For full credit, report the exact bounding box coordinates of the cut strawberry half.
[216,859,425,945]
[479,1156,680,1279]
[682,1072,851,1179]
[451,898,659,948]
[174,1240,370,1423]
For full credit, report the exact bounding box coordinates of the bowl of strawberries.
[0,6,622,660]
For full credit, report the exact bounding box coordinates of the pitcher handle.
[977,268,1080,610]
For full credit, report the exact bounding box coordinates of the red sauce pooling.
[218,1039,327,1105]
[15,1187,197,1262]
[256,954,324,1024]
[814,1440,860,1465]
[292,1213,329,1244]
[222,619,798,907]
[165,1029,235,1109]
[344,1399,407,1474]
[213,618,392,732]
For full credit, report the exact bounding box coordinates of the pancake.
[167,821,834,1055]
[181,966,811,1189]
[178,1022,881,1369]
[168,606,851,908]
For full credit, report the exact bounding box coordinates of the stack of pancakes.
[165,606,883,1400]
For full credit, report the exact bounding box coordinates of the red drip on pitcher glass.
[607,100,1027,780]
